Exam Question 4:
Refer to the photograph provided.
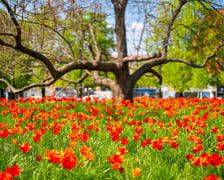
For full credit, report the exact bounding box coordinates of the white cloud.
[130,22,144,30]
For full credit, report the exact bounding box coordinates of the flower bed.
[0,97,223,180]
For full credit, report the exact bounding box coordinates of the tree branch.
[23,20,75,60]
[130,57,167,85]
[0,3,58,78]
[88,24,101,61]
[162,0,187,57]
[59,60,118,75]
[146,69,162,85]
[1,0,21,45]
[121,52,162,63]
[171,23,203,43]
[60,73,88,84]
[215,57,224,71]
[166,43,224,67]
[85,70,114,89]
[129,42,223,84]
[13,44,58,77]
[0,33,15,37]
[0,39,14,48]
[0,78,56,94]
[198,0,224,17]
[6,72,34,80]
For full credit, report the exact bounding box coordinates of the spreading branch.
[59,60,118,76]
[60,73,88,84]
[0,71,35,80]
[166,43,224,67]
[146,69,162,85]
[121,52,162,63]
[85,70,114,89]
[0,78,56,94]
[130,42,224,85]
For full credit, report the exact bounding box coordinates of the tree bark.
[111,1,134,101]
[112,0,128,59]
[111,81,134,101]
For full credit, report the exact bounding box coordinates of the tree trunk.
[41,87,46,98]
[0,89,4,98]
[8,91,15,100]
[114,4,127,59]
[111,1,132,101]
[158,87,162,98]
[111,81,134,101]
[111,66,134,101]
[176,92,184,98]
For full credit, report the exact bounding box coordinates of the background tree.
[0,0,223,101]
[144,0,224,96]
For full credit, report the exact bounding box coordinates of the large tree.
[0,0,223,101]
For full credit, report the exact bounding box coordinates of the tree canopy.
[144,0,224,93]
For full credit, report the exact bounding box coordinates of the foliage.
[144,0,224,91]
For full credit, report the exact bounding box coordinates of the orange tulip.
[131,167,141,177]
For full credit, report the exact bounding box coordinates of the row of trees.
[0,0,223,101]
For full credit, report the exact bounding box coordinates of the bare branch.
[121,52,162,63]
[23,20,75,60]
[171,23,203,43]
[0,69,12,78]
[215,57,224,71]
[42,77,53,83]
[130,43,224,85]
[85,70,115,89]
[1,0,21,45]
[59,60,118,75]
[86,43,96,60]
[162,0,187,57]
[144,74,153,77]
[0,78,56,94]
[88,24,101,61]
[0,39,14,48]
[130,57,167,85]
[166,43,224,67]
[136,15,147,56]
[11,72,33,80]
[198,0,224,17]
[147,69,162,85]
[60,73,88,84]
[0,5,58,78]
[0,33,15,37]
[14,44,58,77]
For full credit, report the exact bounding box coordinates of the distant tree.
[144,0,224,96]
